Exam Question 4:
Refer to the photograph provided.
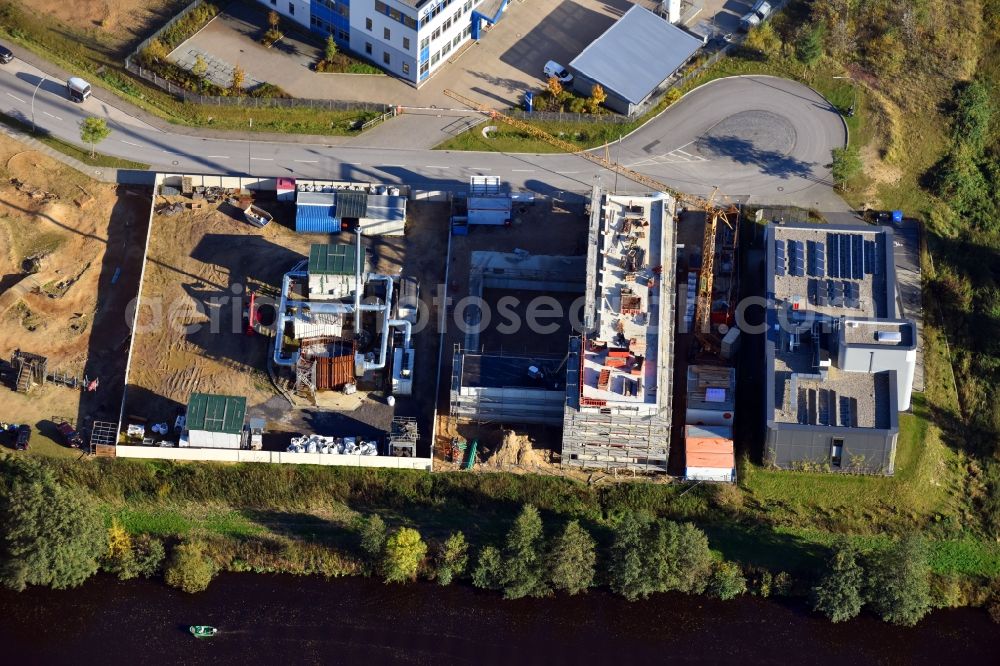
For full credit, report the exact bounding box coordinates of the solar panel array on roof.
[864,240,877,275]
[336,190,368,218]
[808,239,825,277]
[845,282,861,308]
[774,239,786,276]
[788,240,805,277]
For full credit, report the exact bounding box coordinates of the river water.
[0,574,994,664]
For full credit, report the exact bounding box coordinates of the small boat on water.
[189,625,218,639]
[244,204,273,228]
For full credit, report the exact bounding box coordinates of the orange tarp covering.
[316,355,355,390]
[685,435,735,469]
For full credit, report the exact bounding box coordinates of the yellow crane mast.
[443,89,738,347]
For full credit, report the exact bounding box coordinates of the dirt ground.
[0,134,149,453]
[126,197,449,455]
[27,0,189,53]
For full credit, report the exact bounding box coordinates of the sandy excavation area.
[26,0,190,53]
[0,135,150,453]
[125,197,316,424]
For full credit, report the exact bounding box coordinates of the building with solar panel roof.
[764,222,916,475]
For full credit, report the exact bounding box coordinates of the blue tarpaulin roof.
[569,5,702,104]
[296,204,339,233]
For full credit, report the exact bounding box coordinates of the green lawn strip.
[0,2,376,136]
[109,506,267,538]
[0,111,150,169]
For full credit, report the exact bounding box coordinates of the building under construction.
[561,189,677,472]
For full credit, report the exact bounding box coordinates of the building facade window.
[432,28,440,40]
[366,17,372,30]
[365,41,373,54]
[383,51,391,65]
[463,0,471,11]
[463,25,471,38]
[831,438,844,467]
[420,61,429,75]
[403,37,410,50]
[384,27,391,40]
[402,62,410,74]
[431,51,440,65]
[288,3,294,14]
[441,41,451,56]
[420,37,429,49]
[453,9,461,21]
[443,18,451,31]
[375,0,387,11]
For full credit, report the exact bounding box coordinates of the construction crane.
[443,89,738,350]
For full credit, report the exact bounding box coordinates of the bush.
[164,539,216,593]
[382,528,427,584]
[608,513,651,600]
[0,456,106,591]
[434,532,469,586]
[707,561,747,601]
[865,537,932,626]
[359,514,386,560]
[501,505,549,599]
[548,520,596,596]
[811,541,865,622]
[646,521,714,595]
[831,146,862,189]
[472,545,504,590]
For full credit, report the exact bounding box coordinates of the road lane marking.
[120,140,143,147]
[470,167,492,171]
[378,164,405,168]
[6,92,25,103]
[511,169,535,172]
[293,159,318,163]
[250,157,273,161]
[42,111,62,121]
[426,165,450,169]
[206,155,230,159]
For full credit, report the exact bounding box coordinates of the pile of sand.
[487,430,542,469]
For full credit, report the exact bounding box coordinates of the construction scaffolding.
[388,416,419,457]
[11,350,47,393]
[90,421,118,456]
[449,346,568,426]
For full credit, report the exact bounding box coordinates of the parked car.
[57,421,83,448]
[0,45,13,64]
[543,60,573,84]
[739,11,761,31]
[751,0,773,20]
[15,424,30,451]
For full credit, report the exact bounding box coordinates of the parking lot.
[170,0,637,108]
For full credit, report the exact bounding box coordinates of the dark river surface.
[0,574,995,665]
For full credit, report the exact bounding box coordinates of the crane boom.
[443,89,738,346]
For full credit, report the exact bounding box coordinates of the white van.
[543,61,573,84]
[67,77,92,103]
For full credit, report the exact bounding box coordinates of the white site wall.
[685,466,736,483]
[116,445,433,470]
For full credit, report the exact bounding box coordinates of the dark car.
[15,424,30,451]
[57,421,83,448]
[0,45,13,64]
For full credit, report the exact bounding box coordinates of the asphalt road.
[0,58,847,207]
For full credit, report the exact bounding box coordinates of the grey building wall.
[765,423,898,474]
[570,72,634,116]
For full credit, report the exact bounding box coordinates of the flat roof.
[687,366,736,411]
[460,353,566,390]
[337,190,368,218]
[186,393,246,434]
[569,5,702,104]
[309,244,356,276]
[842,319,915,347]
[579,193,674,410]
[771,225,892,319]
[767,223,904,431]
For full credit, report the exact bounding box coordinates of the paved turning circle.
[615,75,847,201]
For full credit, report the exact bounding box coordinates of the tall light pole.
[247,117,252,176]
[31,75,45,134]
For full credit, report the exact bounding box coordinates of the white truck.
[67,77,92,103]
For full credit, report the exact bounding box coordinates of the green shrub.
[707,561,747,601]
[164,539,216,593]
[382,528,427,584]
[472,545,504,590]
[501,505,549,599]
[811,541,865,622]
[434,532,469,586]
